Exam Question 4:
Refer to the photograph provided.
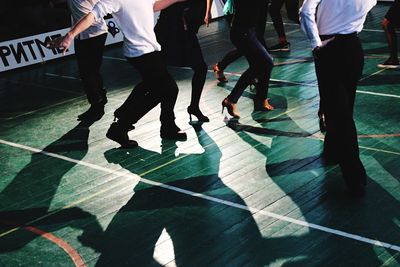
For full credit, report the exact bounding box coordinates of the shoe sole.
[377,64,400,69]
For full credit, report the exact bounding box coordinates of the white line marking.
[1,138,400,252]
[103,56,127,62]
[45,73,79,80]
[357,90,400,99]
[210,70,400,99]
[359,145,400,156]
[359,68,387,81]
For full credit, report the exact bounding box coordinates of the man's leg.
[285,0,300,24]
[106,51,186,147]
[269,0,291,52]
[75,33,108,121]
[378,18,399,68]
[316,36,366,196]
[378,0,400,68]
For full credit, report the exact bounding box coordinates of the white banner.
[1,1,226,73]
[0,18,123,73]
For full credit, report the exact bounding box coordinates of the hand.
[46,33,74,55]
[313,37,334,59]
[321,36,335,48]
[204,12,212,27]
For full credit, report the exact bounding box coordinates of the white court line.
[101,57,400,99]
[45,73,79,80]
[103,56,127,62]
[210,70,400,99]
[1,138,400,252]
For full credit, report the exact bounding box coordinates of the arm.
[204,0,213,26]
[299,0,322,49]
[47,12,95,54]
[153,0,187,12]
[47,0,117,54]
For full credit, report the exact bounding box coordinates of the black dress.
[154,0,206,67]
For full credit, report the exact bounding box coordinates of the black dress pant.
[314,34,366,180]
[228,27,273,103]
[269,0,300,38]
[74,33,107,105]
[116,51,178,127]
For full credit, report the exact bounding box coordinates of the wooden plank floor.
[1,3,400,267]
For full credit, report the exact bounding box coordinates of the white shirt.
[92,0,161,58]
[68,0,107,40]
[299,0,377,48]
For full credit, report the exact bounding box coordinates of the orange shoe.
[254,98,274,111]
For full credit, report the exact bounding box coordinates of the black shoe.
[377,58,400,69]
[160,124,187,140]
[222,97,240,118]
[187,106,209,123]
[77,104,105,122]
[268,42,290,52]
[106,122,138,148]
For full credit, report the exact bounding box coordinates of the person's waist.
[320,32,357,41]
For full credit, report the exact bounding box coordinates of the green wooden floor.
[1,4,400,267]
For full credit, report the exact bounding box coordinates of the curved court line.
[1,138,400,253]
[359,133,400,138]
[0,221,86,267]
[24,226,87,267]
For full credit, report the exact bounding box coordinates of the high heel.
[254,98,274,111]
[318,111,327,133]
[187,106,210,122]
[221,98,240,118]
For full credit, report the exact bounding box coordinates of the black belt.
[320,32,357,41]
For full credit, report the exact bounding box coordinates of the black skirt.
[154,1,205,67]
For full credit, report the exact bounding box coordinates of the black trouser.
[228,27,273,103]
[74,33,107,105]
[269,0,300,38]
[116,51,178,127]
[217,49,242,70]
[314,34,365,177]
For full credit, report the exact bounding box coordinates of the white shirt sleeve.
[92,0,121,22]
[299,0,322,49]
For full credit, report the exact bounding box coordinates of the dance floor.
[0,3,399,266]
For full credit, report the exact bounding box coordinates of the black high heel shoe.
[221,98,240,118]
[187,106,209,122]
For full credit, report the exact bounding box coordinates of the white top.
[299,0,377,48]
[68,0,107,40]
[92,0,161,58]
